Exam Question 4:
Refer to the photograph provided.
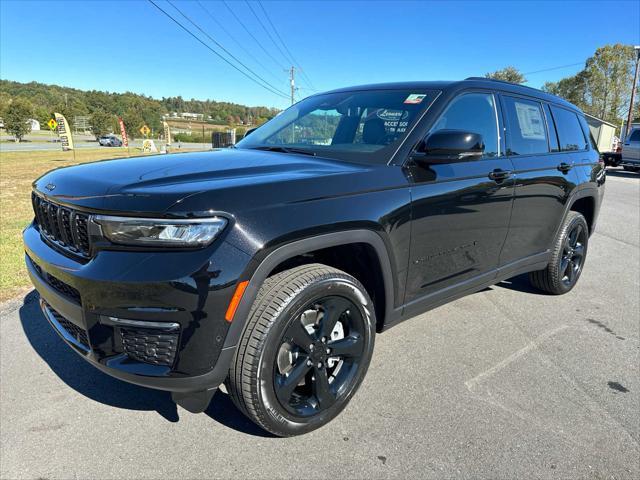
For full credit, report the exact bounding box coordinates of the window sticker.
[404,94,427,104]
[375,109,409,133]
[515,102,545,140]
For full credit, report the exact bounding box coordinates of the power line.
[196,0,282,84]
[166,0,290,98]
[523,62,585,76]
[257,0,317,91]
[222,0,286,71]
[244,1,289,66]
[147,0,289,100]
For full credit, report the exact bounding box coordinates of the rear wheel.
[529,211,588,295]
[226,264,376,436]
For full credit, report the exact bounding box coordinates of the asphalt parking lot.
[1,170,638,479]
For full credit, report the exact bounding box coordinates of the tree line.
[0,79,279,141]
[485,44,639,128]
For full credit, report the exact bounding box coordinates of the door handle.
[557,162,573,173]
[488,169,512,182]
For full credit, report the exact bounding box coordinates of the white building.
[180,112,204,121]
[585,114,616,153]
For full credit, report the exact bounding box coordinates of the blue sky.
[1,0,639,109]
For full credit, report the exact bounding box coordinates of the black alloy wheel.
[529,211,589,295]
[560,222,586,287]
[274,295,366,417]
[226,264,375,436]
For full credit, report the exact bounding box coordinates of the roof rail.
[465,76,519,85]
[464,76,551,95]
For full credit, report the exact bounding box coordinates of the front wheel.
[529,211,589,295]
[226,264,376,436]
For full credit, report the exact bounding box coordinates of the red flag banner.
[118,117,129,147]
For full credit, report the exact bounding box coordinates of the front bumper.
[23,222,250,393]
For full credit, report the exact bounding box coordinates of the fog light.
[100,316,180,367]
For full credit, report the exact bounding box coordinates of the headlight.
[93,215,227,247]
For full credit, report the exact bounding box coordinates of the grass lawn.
[0,146,207,303]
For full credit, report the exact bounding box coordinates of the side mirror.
[414,129,484,164]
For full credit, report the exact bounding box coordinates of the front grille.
[46,273,81,304]
[46,304,90,349]
[32,193,91,257]
[120,328,179,367]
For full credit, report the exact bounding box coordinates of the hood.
[33,149,369,215]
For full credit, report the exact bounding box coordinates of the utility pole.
[625,46,640,139]
[289,66,296,105]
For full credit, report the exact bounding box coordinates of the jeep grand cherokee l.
[24,78,605,436]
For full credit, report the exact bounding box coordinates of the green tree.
[543,70,590,111]
[4,98,33,142]
[485,66,527,84]
[121,112,144,141]
[584,44,635,123]
[90,111,115,139]
[543,44,636,125]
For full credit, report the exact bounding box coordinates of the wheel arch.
[567,189,598,235]
[223,230,397,349]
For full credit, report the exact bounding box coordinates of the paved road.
[0,140,208,152]
[1,170,638,479]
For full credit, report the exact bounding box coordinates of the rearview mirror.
[414,130,484,164]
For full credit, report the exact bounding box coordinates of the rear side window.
[550,106,587,151]
[503,96,549,155]
[578,114,598,151]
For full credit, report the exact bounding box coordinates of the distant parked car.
[620,128,640,172]
[98,135,122,147]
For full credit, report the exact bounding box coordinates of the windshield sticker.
[515,102,546,139]
[404,94,427,104]
[376,109,408,122]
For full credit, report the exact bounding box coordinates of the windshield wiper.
[249,146,316,157]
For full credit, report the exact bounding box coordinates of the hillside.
[0,79,279,137]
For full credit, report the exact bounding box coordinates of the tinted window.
[429,93,499,158]
[503,96,548,155]
[237,89,440,164]
[550,106,587,151]
[629,129,640,141]
[578,114,598,151]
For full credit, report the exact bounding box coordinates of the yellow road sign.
[139,125,150,136]
[47,118,58,130]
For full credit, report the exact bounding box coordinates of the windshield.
[236,89,440,164]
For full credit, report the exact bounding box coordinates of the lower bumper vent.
[42,301,90,350]
[120,328,178,367]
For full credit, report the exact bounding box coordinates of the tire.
[529,211,589,295]
[226,263,376,437]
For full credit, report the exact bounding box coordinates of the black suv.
[24,79,605,436]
